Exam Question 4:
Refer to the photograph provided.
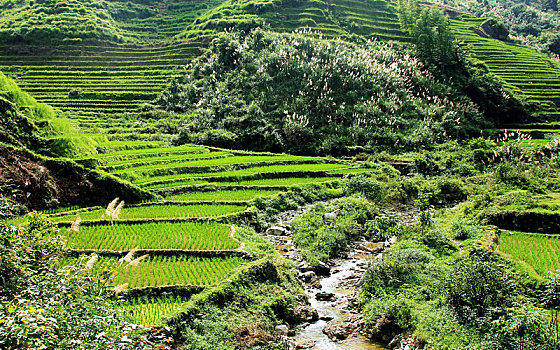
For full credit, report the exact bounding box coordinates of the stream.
[266,223,387,350]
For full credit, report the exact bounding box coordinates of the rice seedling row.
[50,204,247,223]
[112,256,246,288]
[103,152,232,171]
[113,154,324,176]
[499,231,560,276]
[81,146,207,162]
[136,163,350,187]
[165,189,279,202]
[66,221,238,251]
[125,296,191,326]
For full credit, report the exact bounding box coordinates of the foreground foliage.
[0,211,172,349]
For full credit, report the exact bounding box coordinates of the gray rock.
[299,271,316,282]
[310,278,322,289]
[295,341,315,349]
[315,292,336,301]
[294,305,319,322]
[266,226,288,236]
[275,324,289,336]
[322,322,352,341]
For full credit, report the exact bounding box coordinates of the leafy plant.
[366,215,402,241]
[343,174,382,200]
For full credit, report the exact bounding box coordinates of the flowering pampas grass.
[69,214,81,233]
[84,254,98,269]
[102,197,119,221]
[112,283,128,295]
[128,254,149,268]
[111,200,125,224]
[119,247,139,265]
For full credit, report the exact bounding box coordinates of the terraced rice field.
[51,203,247,223]
[264,0,407,41]
[125,296,190,326]
[66,222,238,251]
[7,0,559,327]
[499,231,560,277]
[166,189,278,202]
[136,163,350,190]
[112,256,246,288]
[450,15,560,124]
[40,142,361,325]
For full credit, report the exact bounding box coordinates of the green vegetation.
[154,29,489,155]
[0,143,157,211]
[1,0,560,348]
[67,222,238,251]
[164,258,309,350]
[112,256,246,288]
[0,211,171,349]
[398,0,456,66]
[137,163,349,189]
[292,197,376,266]
[498,231,560,277]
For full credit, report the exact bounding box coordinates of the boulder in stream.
[322,321,352,341]
[266,226,289,236]
[315,291,336,301]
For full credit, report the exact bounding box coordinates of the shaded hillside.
[0,72,156,210]
[0,144,156,210]
[0,71,96,157]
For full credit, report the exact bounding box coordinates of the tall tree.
[398,0,457,66]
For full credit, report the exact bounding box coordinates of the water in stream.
[268,227,386,350]
[293,256,386,350]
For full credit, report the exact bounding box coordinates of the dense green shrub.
[445,249,517,323]
[361,246,434,298]
[398,0,456,66]
[365,215,402,241]
[291,197,376,265]
[343,174,382,200]
[155,29,488,155]
[451,217,482,240]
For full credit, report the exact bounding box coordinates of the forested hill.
[0,0,558,152]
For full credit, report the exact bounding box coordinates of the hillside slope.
[450,14,560,122]
[0,0,558,150]
[0,0,557,124]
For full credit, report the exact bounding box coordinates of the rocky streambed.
[265,223,388,350]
